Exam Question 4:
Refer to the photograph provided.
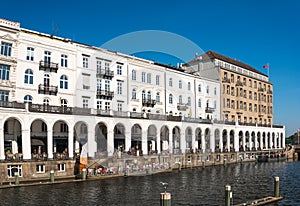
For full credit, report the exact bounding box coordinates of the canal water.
[1,161,299,205]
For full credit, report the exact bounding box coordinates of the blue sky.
[2,0,299,136]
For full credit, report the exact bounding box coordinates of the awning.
[31,139,45,146]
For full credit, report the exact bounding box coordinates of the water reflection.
[0,161,299,205]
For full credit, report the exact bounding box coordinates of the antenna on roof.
[51,22,58,37]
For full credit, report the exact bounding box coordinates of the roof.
[202,50,267,77]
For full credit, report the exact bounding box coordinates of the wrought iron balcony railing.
[39,61,59,73]
[38,84,58,95]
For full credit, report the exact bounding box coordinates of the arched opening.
[230,130,234,152]
[185,127,193,153]
[251,132,256,150]
[262,132,266,149]
[160,126,169,154]
[239,131,244,151]
[147,125,157,154]
[272,133,275,149]
[204,128,210,152]
[31,119,47,160]
[131,124,142,155]
[215,129,220,152]
[74,121,88,157]
[53,120,69,159]
[173,126,181,154]
[257,132,261,150]
[95,122,108,158]
[245,131,250,151]
[4,118,22,160]
[114,123,125,152]
[195,128,202,152]
[222,130,228,152]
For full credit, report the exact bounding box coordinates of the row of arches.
[2,116,285,160]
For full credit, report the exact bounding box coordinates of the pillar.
[142,129,147,155]
[210,132,215,153]
[22,129,31,160]
[201,133,205,152]
[107,128,114,156]
[157,133,161,154]
[0,127,4,160]
[47,129,53,159]
[219,135,223,152]
[87,129,96,158]
[168,130,172,154]
[234,132,239,152]
[180,131,186,154]
[68,128,74,158]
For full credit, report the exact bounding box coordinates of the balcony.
[96,69,114,79]
[167,115,182,121]
[177,103,188,111]
[205,107,215,113]
[96,90,114,100]
[222,77,231,83]
[142,99,156,107]
[258,87,264,92]
[29,104,72,114]
[39,61,58,73]
[38,84,58,95]
[0,101,25,109]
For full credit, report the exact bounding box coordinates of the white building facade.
[0,18,285,165]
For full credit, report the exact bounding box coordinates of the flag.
[263,64,269,69]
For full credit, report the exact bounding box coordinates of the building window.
[142,72,146,82]
[0,91,9,102]
[24,69,33,84]
[188,82,191,90]
[231,100,235,109]
[230,74,234,83]
[117,64,122,75]
[104,102,110,111]
[97,79,101,90]
[249,103,252,112]
[147,91,151,100]
[96,60,102,73]
[60,75,68,89]
[117,103,122,112]
[83,57,89,68]
[179,80,182,89]
[244,117,247,123]
[132,70,136,80]
[214,87,217,95]
[36,164,45,173]
[97,101,102,109]
[156,92,160,102]
[26,47,34,61]
[147,73,151,84]
[61,54,68,67]
[198,84,201,92]
[104,80,110,91]
[206,100,209,108]
[43,98,50,106]
[7,165,22,178]
[117,82,122,94]
[44,51,51,63]
[214,100,216,109]
[169,78,173,87]
[198,99,201,107]
[104,62,110,72]
[1,42,12,56]
[179,95,182,104]
[169,94,173,104]
[60,99,67,108]
[58,163,65,172]
[142,90,146,100]
[132,89,137,99]
[24,95,32,103]
[206,86,209,94]
[0,64,10,80]
[156,75,160,85]
[83,99,88,108]
[60,123,68,132]
[187,97,191,106]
